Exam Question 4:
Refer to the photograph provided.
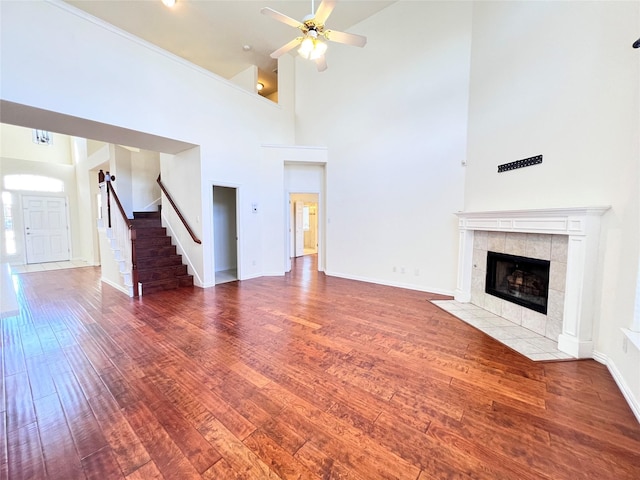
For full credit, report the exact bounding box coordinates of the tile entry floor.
[432,300,574,361]
[9,259,90,274]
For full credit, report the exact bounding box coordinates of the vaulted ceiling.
[64,1,395,96]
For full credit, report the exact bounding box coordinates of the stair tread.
[131,219,161,226]
[138,264,187,272]
[137,256,184,268]
[140,275,193,295]
[136,246,177,258]
[133,211,161,219]
[117,210,192,295]
[135,237,172,246]
[142,274,193,284]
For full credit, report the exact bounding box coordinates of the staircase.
[132,211,194,295]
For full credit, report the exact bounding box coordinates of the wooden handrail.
[156,174,202,244]
[106,181,133,230]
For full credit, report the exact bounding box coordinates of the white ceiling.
[64,0,395,96]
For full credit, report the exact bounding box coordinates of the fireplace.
[455,207,609,358]
[485,251,550,314]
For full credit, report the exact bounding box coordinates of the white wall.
[295,1,472,294]
[0,0,295,287]
[71,137,101,265]
[465,1,640,418]
[160,147,204,285]
[112,146,133,216]
[0,123,72,165]
[259,146,328,277]
[131,150,160,211]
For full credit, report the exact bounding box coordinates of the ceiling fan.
[261,0,367,72]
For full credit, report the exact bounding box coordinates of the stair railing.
[98,171,139,297]
[156,174,202,244]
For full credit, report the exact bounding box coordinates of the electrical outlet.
[414,268,420,276]
[392,266,397,273]
[400,267,405,274]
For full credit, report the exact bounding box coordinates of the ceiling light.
[161,0,176,7]
[256,83,264,92]
[298,36,327,61]
[309,40,327,60]
[298,37,315,59]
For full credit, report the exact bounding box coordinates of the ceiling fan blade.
[270,37,302,59]
[325,30,367,48]
[315,55,328,72]
[314,0,336,25]
[260,7,303,29]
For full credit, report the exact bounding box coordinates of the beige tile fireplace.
[454,207,609,359]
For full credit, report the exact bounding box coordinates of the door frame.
[21,193,72,264]
[211,182,241,282]
[289,193,319,259]
[286,190,323,273]
[283,162,326,274]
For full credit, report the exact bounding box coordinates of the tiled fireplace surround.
[454,207,609,359]
[469,231,566,340]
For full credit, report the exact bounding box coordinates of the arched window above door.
[3,174,64,192]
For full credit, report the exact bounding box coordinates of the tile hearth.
[432,299,573,361]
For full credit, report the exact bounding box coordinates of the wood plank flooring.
[2,254,640,479]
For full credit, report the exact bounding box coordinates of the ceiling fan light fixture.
[263,0,366,71]
[161,0,176,7]
[298,37,315,59]
[309,40,327,60]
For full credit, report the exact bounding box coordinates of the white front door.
[23,195,70,264]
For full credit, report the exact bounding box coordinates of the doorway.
[212,185,238,284]
[23,195,71,264]
[290,193,319,258]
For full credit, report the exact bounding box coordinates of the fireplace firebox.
[485,251,550,314]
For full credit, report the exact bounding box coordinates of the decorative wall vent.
[497,154,542,173]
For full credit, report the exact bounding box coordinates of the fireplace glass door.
[485,251,550,314]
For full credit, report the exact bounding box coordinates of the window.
[303,205,310,231]
[2,192,16,255]
[3,174,64,193]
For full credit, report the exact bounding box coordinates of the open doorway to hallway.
[289,193,319,257]
[213,185,238,284]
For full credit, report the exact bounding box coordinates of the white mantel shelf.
[456,206,611,236]
[454,206,611,359]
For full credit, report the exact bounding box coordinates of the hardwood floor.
[2,254,640,479]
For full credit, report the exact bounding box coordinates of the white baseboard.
[101,276,133,297]
[593,349,640,423]
[324,270,454,297]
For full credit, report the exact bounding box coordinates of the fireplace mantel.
[454,206,610,358]
[456,206,610,235]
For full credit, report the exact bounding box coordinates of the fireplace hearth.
[485,251,550,314]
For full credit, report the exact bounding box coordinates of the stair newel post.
[105,173,112,229]
[130,226,139,298]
